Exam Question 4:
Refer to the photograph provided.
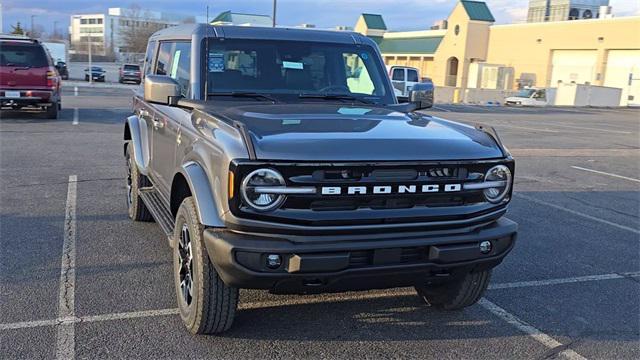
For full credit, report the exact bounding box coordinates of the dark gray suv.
[124,24,517,334]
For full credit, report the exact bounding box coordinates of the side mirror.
[144,75,181,105]
[408,82,434,110]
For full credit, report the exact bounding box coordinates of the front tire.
[415,270,491,310]
[173,197,239,334]
[125,142,153,222]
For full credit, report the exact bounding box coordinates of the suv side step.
[139,187,175,244]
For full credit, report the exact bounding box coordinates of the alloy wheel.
[178,223,194,306]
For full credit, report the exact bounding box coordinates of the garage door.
[550,50,597,86]
[604,50,640,106]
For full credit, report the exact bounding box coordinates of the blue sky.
[2,0,638,35]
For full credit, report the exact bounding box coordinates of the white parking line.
[2,270,638,331]
[432,106,452,112]
[56,175,77,360]
[478,298,587,360]
[571,166,640,183]
[515,193,640,235]
[489,271,640,290]
[72,109,78,125]
[539,123,632,134]
[74,87,78,96]
[495,124,561,133]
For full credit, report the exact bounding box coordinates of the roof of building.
[460,1,495,22]
[376,36,444,54]
[362,14,387,30]
[211,11,272,26]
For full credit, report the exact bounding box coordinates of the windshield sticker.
[282,119,301,125]
[361,53,369,60]
[208,53,225,73]
[282,61,304,70]
[338,108,371,115]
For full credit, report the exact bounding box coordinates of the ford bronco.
[124,24,517,334]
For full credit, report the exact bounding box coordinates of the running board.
[139,187,175,243]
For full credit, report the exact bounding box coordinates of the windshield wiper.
[208,92,277,103]
[298,93,375,105]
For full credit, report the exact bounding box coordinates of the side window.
[168,42,191,97]
[392,68,404,81]
[407,69,419,82]
[143,40,156,78]
[155,42,173,76]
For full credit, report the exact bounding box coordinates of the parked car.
[505,88,556,106]
[388,65,420,96]
[84,66,106,82]
[0,35,61,118]
[119,64,142,84]
[55,61,69,80]
[125,24,517,334]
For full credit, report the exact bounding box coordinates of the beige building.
[355,0,640,105]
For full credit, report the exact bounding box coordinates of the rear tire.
[45,104,58,119]
[125,142,153,222]
[174,197,238,334]
[415,270,491,310]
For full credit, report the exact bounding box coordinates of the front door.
[147,41,192,197]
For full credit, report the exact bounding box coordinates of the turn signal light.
[46,68,59,88]
[228,171,235,199]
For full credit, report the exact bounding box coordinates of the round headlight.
[483,165,512,203]
[241,169,286,212]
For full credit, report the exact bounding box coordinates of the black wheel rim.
[178,224,194,306]
[126,156,133,208]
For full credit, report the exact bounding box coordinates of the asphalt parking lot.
[1,85,639,359]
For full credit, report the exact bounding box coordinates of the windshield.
[0,44,49,67]
[515,89,535,98]
[203,38,394,104]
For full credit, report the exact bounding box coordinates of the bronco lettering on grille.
[321,184,462,195]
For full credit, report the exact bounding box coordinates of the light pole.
[30,15,37,38]
[272,0,277,27]
[88,32,93,84]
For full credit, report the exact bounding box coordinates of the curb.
[62,80,138,90]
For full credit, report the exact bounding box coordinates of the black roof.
[150,24,372,46]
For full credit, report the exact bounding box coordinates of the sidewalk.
[62,80,138,90]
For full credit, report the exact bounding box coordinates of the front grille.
[230,160,513,229]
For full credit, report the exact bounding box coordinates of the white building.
[527,0,610,22]
[69,8,204,59]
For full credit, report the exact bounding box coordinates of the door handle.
[152,118,164,129]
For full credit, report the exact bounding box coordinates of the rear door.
[390,67,406,95]
[0,42,50,90]
[406,68,419,93]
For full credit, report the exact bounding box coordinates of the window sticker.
[282,61,304,70]
[170,50,181,78]
[361,53,369,60]
[282,119,301,125]
[208,53,225,72]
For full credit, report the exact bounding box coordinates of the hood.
[212,104,504,161]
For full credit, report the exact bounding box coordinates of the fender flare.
[124,115,150,175]
[180,161,225,228]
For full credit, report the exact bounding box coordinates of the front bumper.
[204,217,517,294]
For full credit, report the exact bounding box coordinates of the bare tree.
[119,5,166,54]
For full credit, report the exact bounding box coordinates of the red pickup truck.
[0,35,61,119]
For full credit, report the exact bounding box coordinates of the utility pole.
[272,0,277,27]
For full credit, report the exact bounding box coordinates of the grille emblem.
[321,184,462,195]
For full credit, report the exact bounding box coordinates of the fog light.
[479,241,492,254]
[266,254,282,269]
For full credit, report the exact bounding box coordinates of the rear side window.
[391,68,404,81]
[124,64,139,71]
[143,41,156,78]
[407,69,419,82]
[0,44,49,67]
